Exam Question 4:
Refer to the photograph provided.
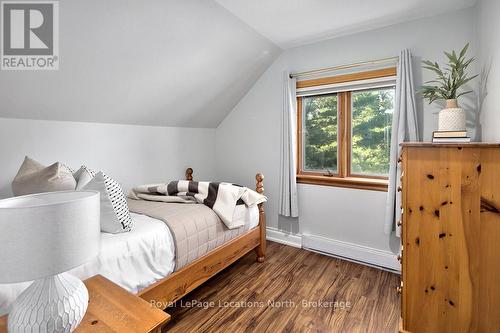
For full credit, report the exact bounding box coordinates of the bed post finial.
[256,173,264,194]
[186,168,193,181]
[255,173,266,263]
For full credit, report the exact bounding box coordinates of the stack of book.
[432,130,471,143]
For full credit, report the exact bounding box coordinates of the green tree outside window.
[351,88,394,176]
[302,87,394,177]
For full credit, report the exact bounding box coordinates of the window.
[350,87,394,177]
[302,93,338,174]
[296,68,396,191]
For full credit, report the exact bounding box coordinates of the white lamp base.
[8,272,89,333]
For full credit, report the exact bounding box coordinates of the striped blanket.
[128,180,266,229]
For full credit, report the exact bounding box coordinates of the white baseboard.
[302,234,401,272]
[266,228,400,272]
[266,227,302,248]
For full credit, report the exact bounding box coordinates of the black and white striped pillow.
[83,171,132,233]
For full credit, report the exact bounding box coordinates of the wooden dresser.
[399,143,500,333]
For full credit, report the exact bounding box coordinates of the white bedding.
[0,205,259,315]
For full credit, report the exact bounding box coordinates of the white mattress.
[0,205,259,315]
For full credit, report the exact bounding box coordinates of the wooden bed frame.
[137,168,266,309]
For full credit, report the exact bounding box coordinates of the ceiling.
[215,0,478,49]
[0,0,478,128]
[0,0,280,128]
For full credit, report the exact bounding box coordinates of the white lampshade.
[0,190,100,283]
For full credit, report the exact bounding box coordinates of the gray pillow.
[11,156,76,196]
[73,165,96,190]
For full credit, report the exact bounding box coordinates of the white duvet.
[0,213,175,316]
[0,206,259,315]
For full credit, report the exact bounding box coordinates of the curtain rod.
[289,56,399,78]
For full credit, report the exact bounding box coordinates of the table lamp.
[0,191,100,333]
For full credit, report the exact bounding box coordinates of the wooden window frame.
[296,67,396,192]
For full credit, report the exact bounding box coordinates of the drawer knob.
[397,186,402,192]
[396,281,403,295]
[397,254,402,262]
[397,220,402,227]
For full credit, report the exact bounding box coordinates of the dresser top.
[401,142,500,148]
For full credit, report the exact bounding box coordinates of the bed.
[0,168,266,315]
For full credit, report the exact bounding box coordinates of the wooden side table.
[0,275,170,333]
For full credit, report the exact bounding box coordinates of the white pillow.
[82,172,132,233]
[11,156,76,196]
[73,166,96,190]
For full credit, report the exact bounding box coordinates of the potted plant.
[421,43,477,131]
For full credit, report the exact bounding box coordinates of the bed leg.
[255,249,266,262]
[255,243,265,263]
[255,173,266,263]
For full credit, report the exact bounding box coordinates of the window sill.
[296,174,388,192]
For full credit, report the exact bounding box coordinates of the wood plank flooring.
[164,241,400,333]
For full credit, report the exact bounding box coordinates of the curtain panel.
[384,49,419,236]
[279,72,299,218]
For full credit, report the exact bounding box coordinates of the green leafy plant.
[420,43,477,104]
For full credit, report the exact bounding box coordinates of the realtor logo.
[1,1,58,70]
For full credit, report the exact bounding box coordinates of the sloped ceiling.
[216,0,478,49]
[0,0,281,128]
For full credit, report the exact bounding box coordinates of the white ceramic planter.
[438,99,466,131]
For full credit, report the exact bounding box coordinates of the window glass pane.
[351,87,394,176]
[303,94,338,173]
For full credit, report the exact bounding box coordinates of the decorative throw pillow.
[82,172,132,233]
[62,163,75,174]
[11,156,76,196]
[73,165,96,190]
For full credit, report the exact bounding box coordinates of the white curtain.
[279,72,299,217]
[384,49,419,236]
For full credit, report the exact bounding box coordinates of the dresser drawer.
[399,144,500,332]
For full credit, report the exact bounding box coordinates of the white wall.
[0,118,216,198]
[216,8,478,263]
[477,0,500,141]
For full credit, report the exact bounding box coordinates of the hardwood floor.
[164,241,400,333]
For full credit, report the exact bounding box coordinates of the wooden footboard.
[138,168,266,309]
